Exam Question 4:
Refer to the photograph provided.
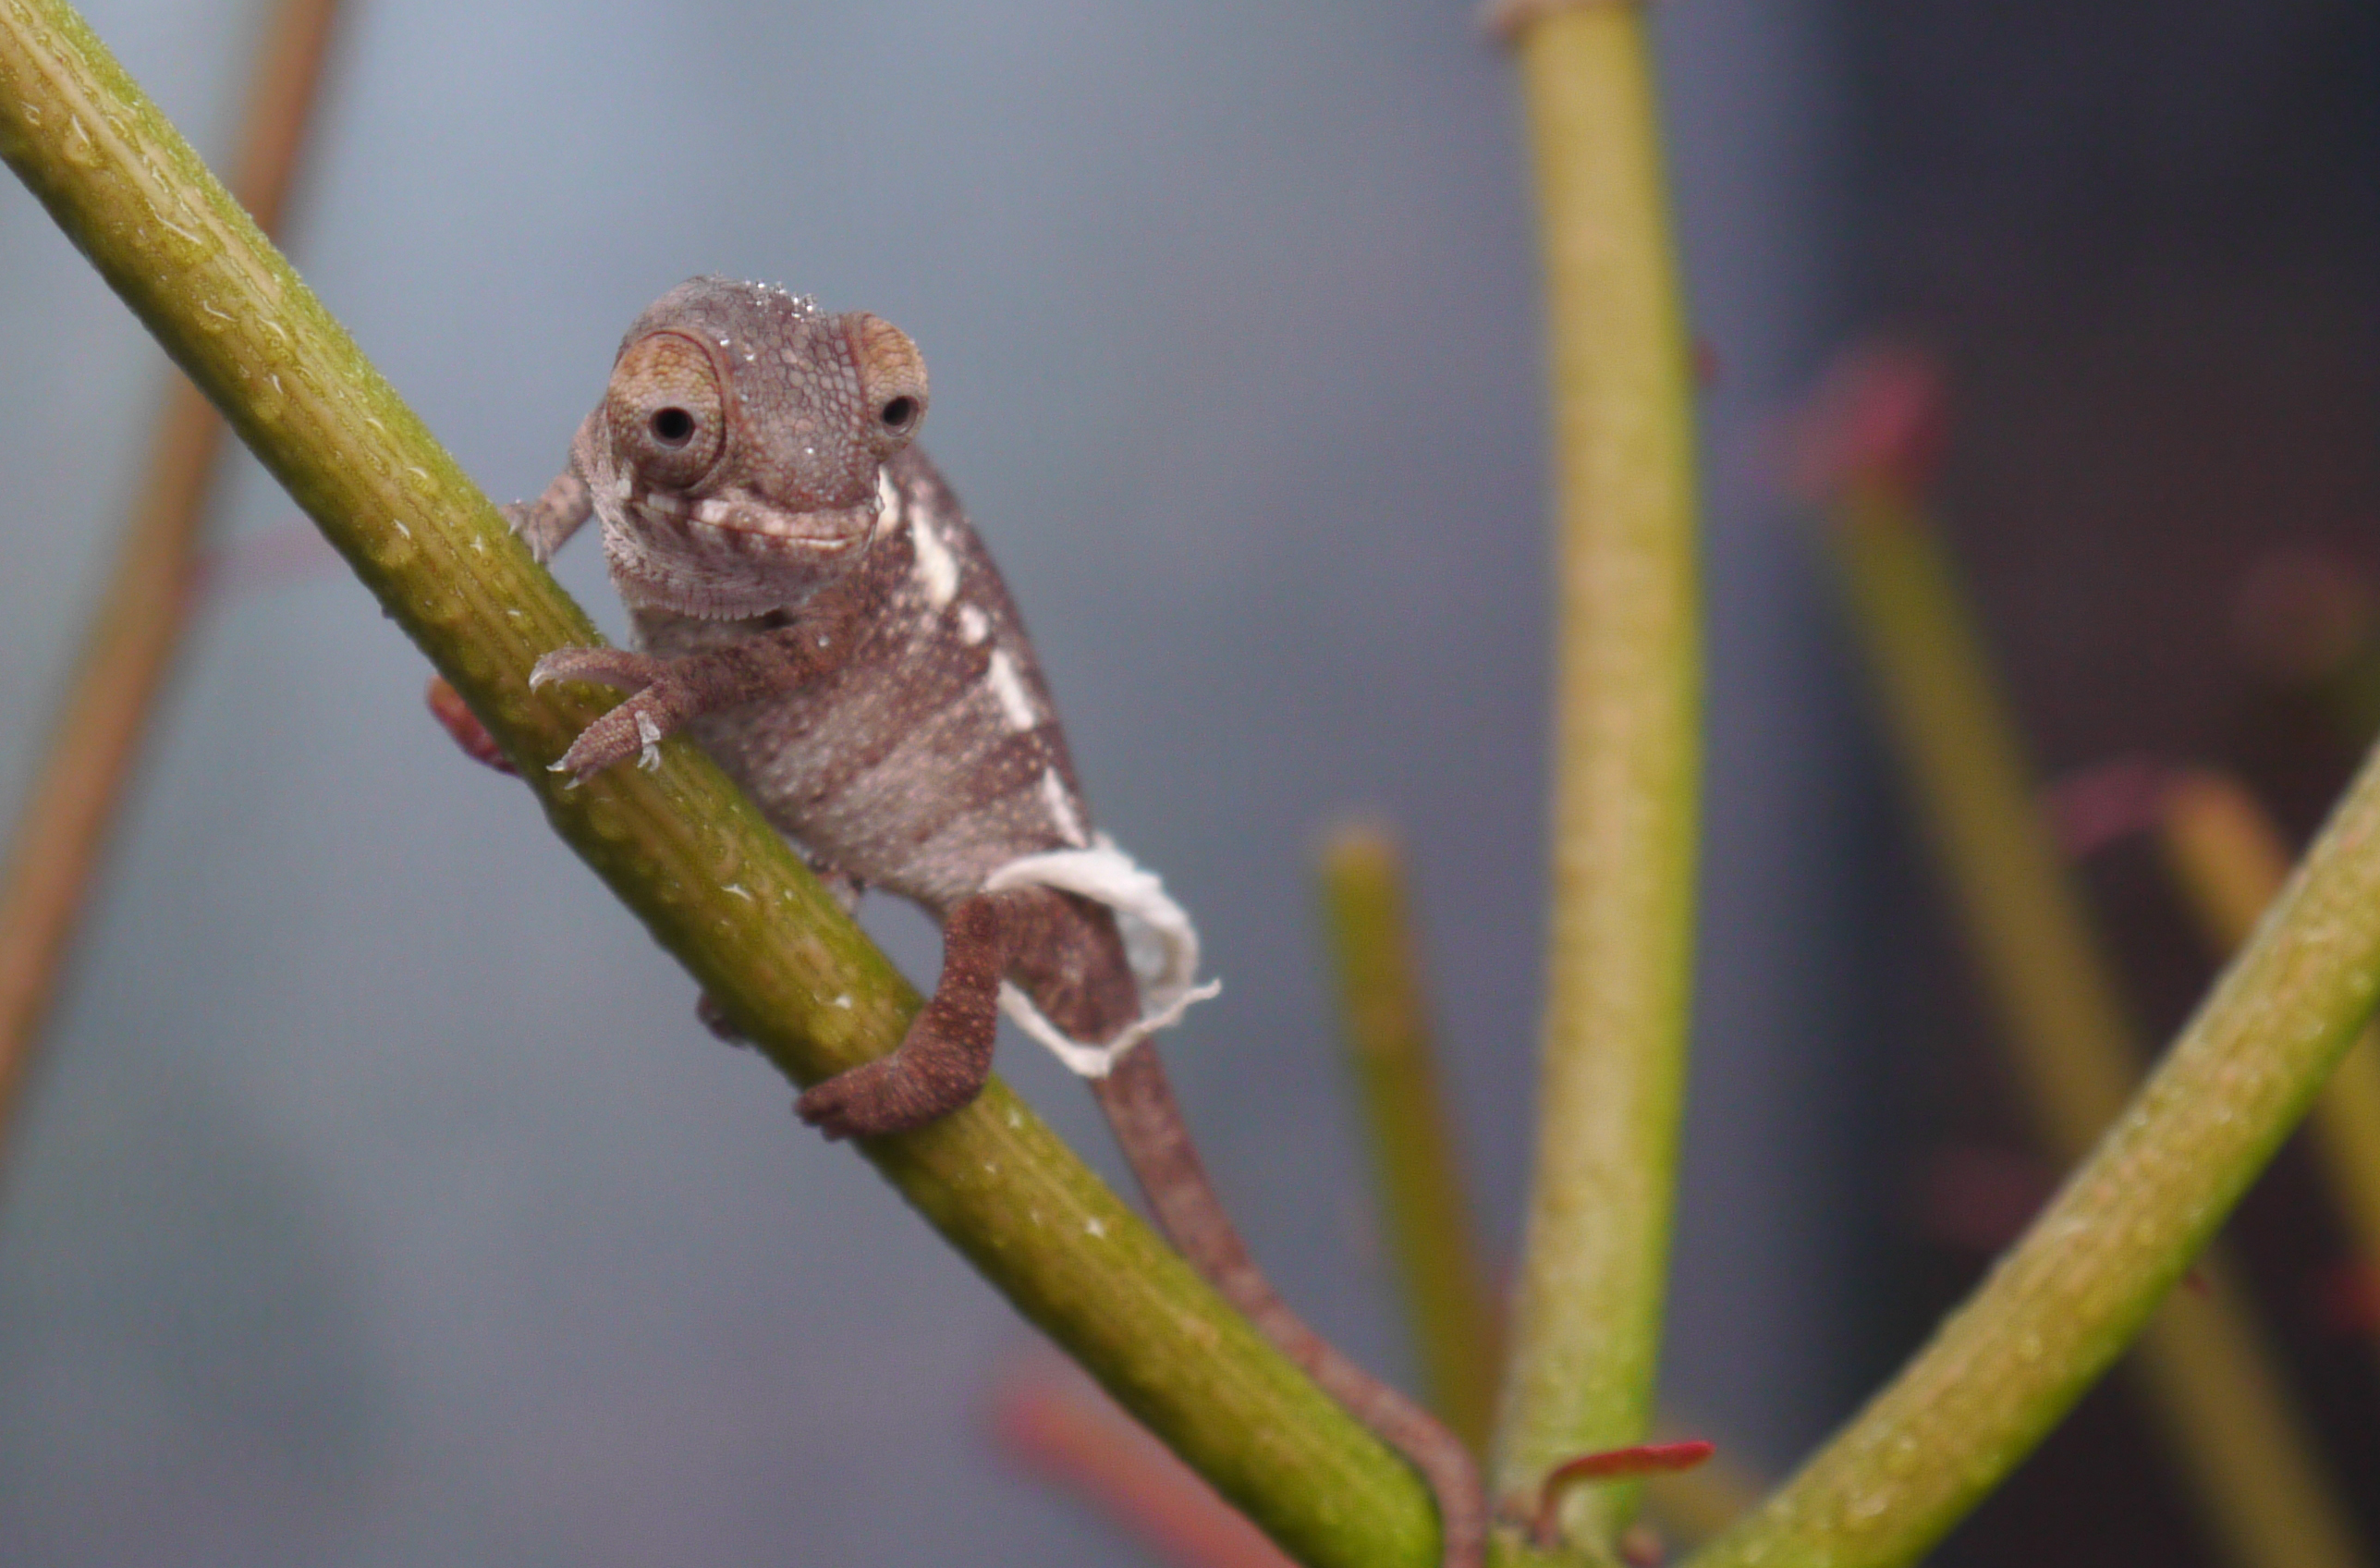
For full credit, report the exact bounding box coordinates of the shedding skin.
[437,277,1484,1565]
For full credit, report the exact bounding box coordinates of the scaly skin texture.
[431,277,1485,1565]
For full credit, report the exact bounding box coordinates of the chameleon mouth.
[693,496,874,553]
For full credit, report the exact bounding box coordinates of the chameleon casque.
[432,277,1483,1562]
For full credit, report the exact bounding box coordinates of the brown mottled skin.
[432,278,1483,1564]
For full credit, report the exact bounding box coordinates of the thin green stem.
[1489,6,1703,1561]
[0,6,1439,1562]
[1682,480,2370,1568]
[1319,825,1501,1451]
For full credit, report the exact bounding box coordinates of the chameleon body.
[443,277,1483,1563]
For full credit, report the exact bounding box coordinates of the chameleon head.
[593,276,929,617]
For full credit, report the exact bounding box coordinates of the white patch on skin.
[1040,766,1089,847]
[958,604,990,644]
[986,650,1038,731]
[909,508,960,608]
[1084,1217,1106,1238]
[874,468,900,537]
[645,492,688,517]
[635,711,664,770]
[692,497,733,524]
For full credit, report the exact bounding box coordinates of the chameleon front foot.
[425,675,516,775]
[529,646,687,778]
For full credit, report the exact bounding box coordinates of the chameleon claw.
[531,646,668,694]
[528,647,582,691]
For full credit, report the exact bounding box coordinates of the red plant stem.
[1532,1441,1715,1549]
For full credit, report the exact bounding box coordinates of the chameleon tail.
[1092,1046,1488,1568]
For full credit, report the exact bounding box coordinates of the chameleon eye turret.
[842,311,929,459]
[607,331,726,488]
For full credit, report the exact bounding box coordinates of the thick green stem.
[1319,826,1502,1451]
[2159,770,2380,1380]
[1682,481,2370,1568]
[1491,6,1703,1561]
[0,6,1439,1562]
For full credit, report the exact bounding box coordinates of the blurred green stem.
[0,0,341,1157]
[0,6,1445,1562]
[1319,825,1502,1451]
[1491,5,1703,1561]
[1684,478,2367,1568]
[1317,817,1755,1549]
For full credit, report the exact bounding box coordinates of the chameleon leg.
[795,884,1131,1139]
[425,675,516,775]
[533,602,867,781]
[498,465,594,564]
[797,889,1023,1139]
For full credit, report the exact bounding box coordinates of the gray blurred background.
[0,0,1881,1562]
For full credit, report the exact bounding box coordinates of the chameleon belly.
[632,448,1094,910]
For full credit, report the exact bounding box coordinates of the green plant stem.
[2159,769,2380,1360]
[0,0,340,1155]
[1315,818,1750,1550]
[1683,477,2369,1568]
[1490,6,1703,1560]
[0,6,1442,1563]
[1319,825,1501,1451]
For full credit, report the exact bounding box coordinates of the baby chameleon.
[433,277,1483,1564]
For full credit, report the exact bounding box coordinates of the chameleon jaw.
[604,490,882,619]
[688,494,875,552]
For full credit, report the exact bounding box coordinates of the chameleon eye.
[843,312,929,459]
[608,330,725,486]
